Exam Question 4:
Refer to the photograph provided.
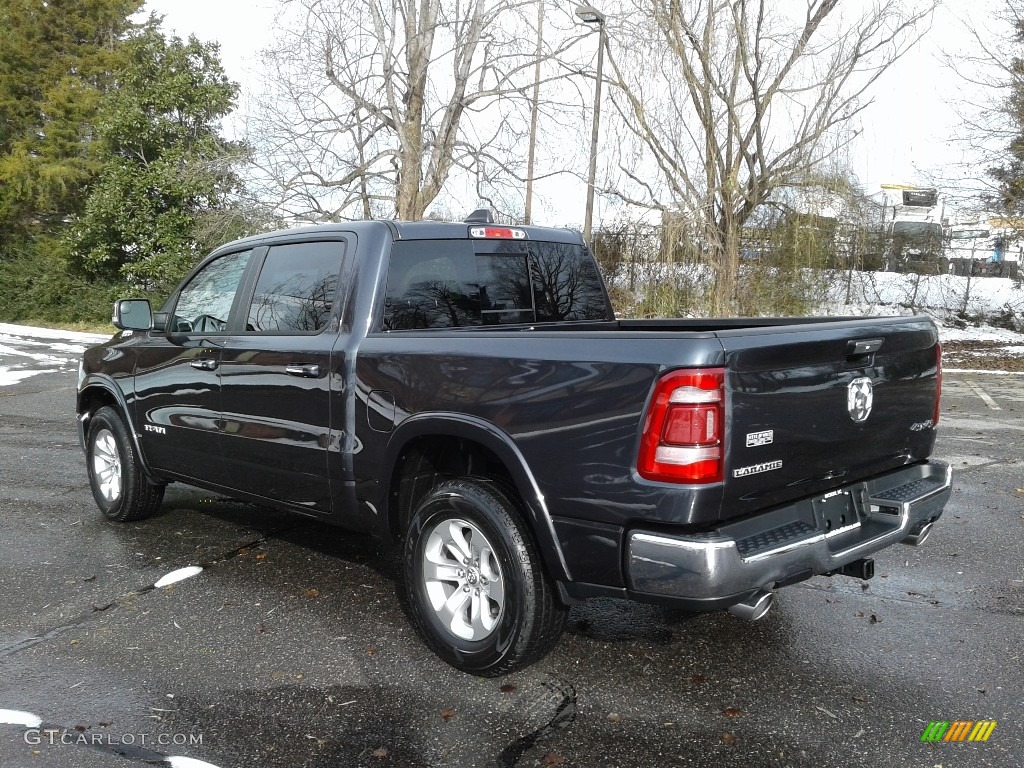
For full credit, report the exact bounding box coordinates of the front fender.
[77,374,159,483]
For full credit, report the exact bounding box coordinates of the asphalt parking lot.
[0,338,1021,767]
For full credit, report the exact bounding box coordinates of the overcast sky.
[142,0,1004,221]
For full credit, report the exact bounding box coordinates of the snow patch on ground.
[0,324,112,387]
[47,342,91,354]
[154,566,204,588]
[165,756,223,768]
[0,709,42,728]
[0,342,67,365]
[0,366,60,386]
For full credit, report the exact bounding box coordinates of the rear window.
[383,240,608,330]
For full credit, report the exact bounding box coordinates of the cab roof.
[216,219,586,254]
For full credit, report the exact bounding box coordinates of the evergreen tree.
[0,0,142,237]
[66,25,243,291]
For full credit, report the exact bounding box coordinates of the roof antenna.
[464,207,494,224]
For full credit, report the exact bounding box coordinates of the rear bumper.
[626,460,951,608]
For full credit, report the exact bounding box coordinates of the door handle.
[286,364,320,378]
[190,359,218,371]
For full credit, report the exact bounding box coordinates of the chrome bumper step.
[626,460,952,606]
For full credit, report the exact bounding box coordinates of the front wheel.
[86,406,164,522]
[404,478,566,676]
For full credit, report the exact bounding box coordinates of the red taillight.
[934,342,942,425]
[638,368,725,484]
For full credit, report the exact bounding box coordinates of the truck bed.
[361,314,940,527]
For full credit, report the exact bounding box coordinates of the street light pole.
[575,4,606,245]
[525,0,545,225]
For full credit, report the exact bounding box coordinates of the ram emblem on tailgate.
[847,377,874,423]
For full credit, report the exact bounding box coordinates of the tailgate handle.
[847,338,883,359]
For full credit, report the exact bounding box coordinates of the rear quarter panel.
[353,331,729,529]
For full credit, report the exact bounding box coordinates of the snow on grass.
[822,270,1022,317]
[943,368,1024,375]
[812,271,1024,344]
[0,322,110,344]
[938,324,1024,344]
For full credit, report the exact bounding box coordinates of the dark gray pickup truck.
[78,217,952,675]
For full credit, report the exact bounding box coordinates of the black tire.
[403,478,567,676]
[86,406,164,522]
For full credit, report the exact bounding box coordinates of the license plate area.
[812,490,863,539]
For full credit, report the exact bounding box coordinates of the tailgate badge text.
[745,430,774,447]
[734,460,783,478]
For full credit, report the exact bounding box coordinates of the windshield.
[892,221,942,238]
[902,189,938,207]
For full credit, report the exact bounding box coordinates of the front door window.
[172,250,252,333]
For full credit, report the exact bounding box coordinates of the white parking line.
[966,380,1002,411]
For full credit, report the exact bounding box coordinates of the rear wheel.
[404,478,566,676]
[86,406,164,522]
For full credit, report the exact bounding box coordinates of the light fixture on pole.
[575,3,606,244]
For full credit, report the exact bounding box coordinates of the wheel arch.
[381,413,571,582]
[78,375,159,483]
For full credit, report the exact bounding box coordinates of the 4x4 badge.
[848,377,873,423]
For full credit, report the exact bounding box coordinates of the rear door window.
[245,241,346,333]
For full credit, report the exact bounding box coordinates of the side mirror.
[111,299,153,331]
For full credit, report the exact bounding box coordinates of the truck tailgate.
[717,317,940,521]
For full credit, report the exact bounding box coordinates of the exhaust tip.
[728,589,775,621]
[903,521,934,547]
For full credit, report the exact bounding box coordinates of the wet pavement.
[0,347,1021,767]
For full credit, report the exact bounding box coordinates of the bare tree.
[605,0,936,315]
[251,0,585,223]
[943,2,1024,219]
